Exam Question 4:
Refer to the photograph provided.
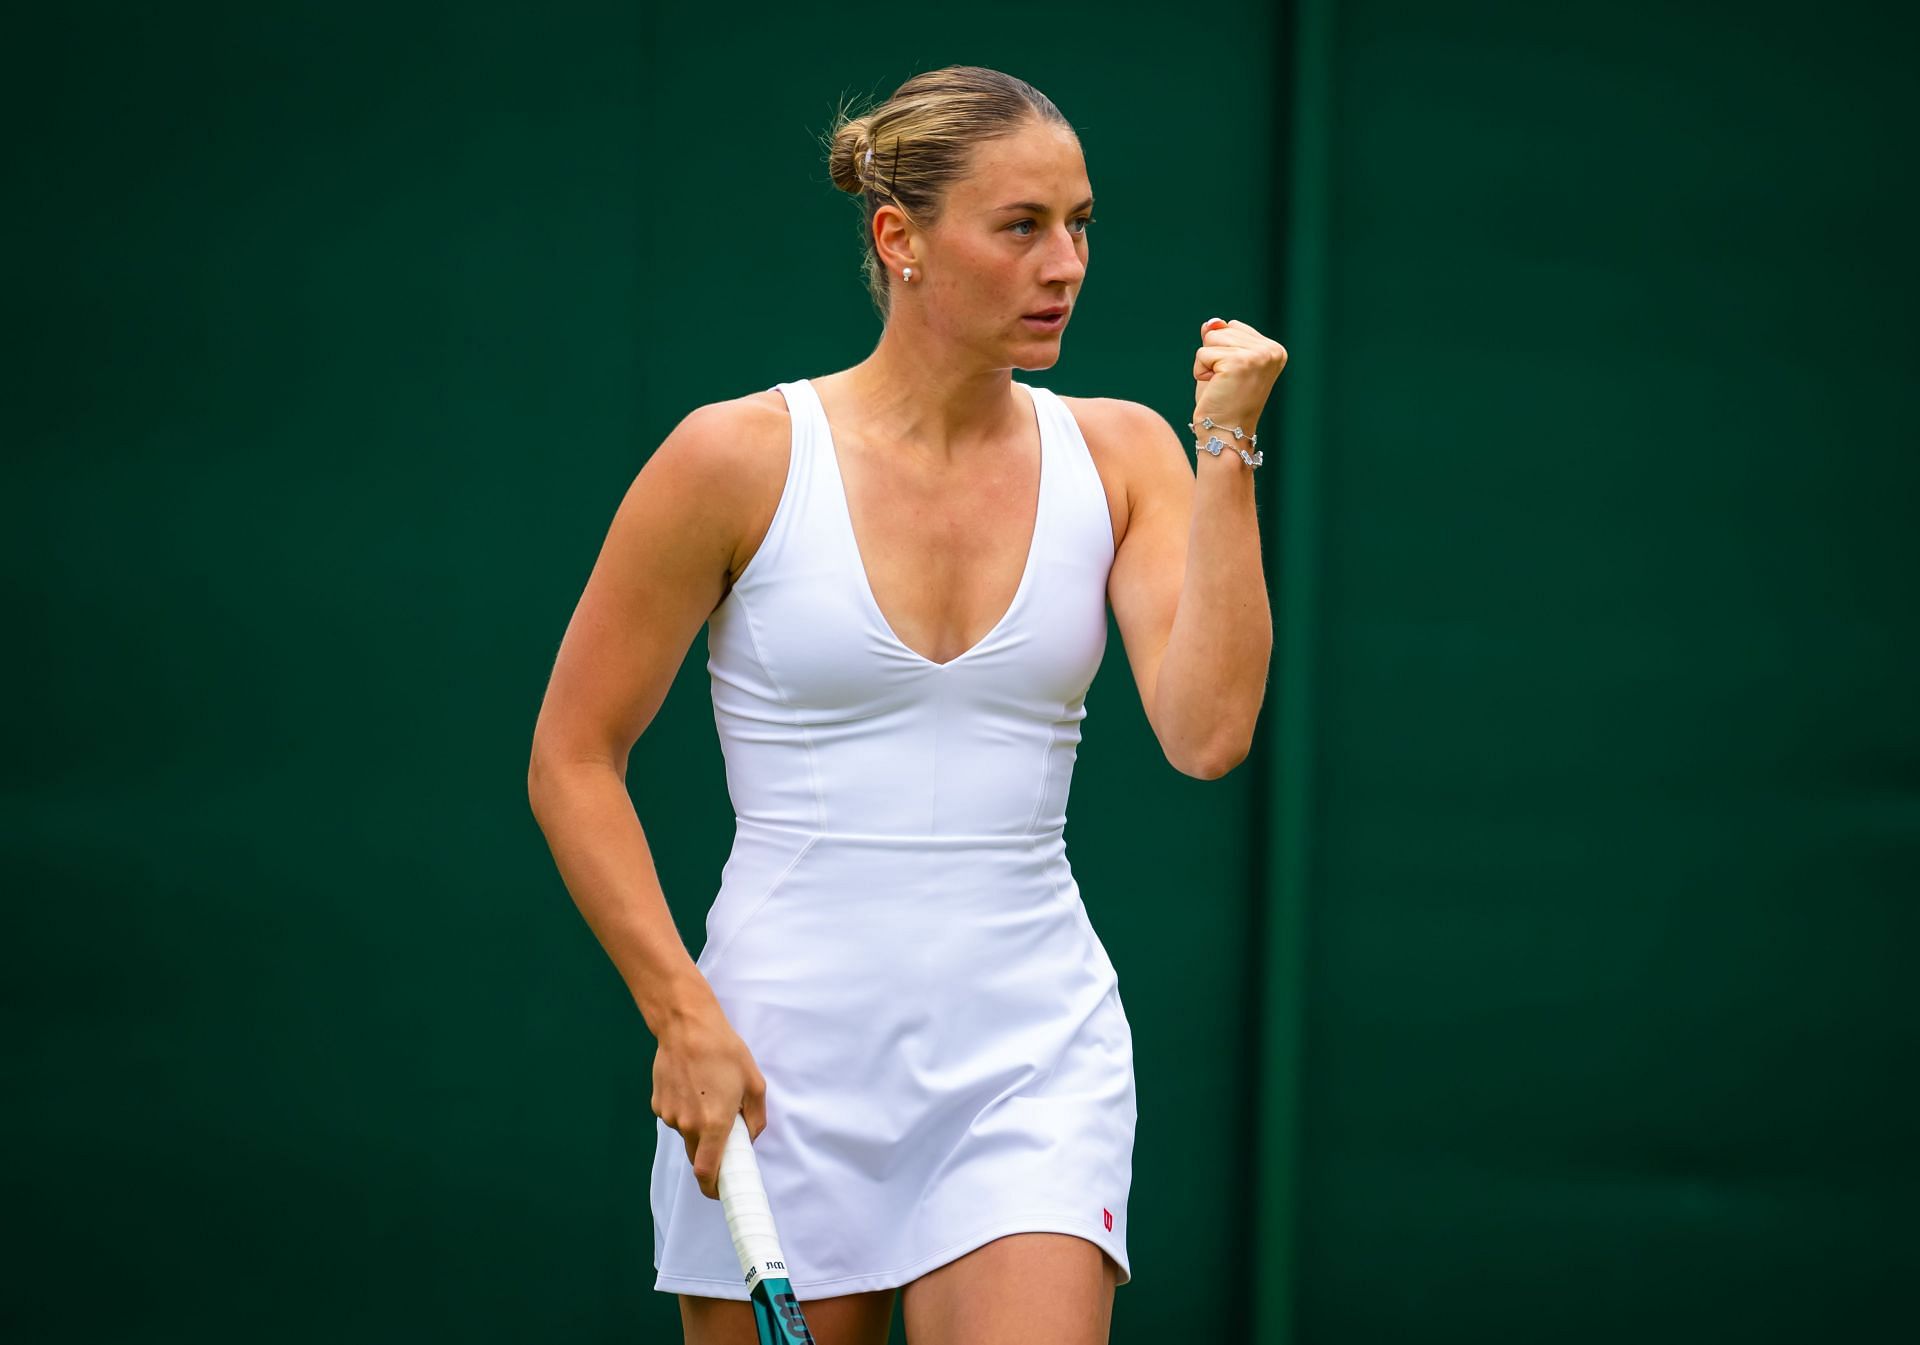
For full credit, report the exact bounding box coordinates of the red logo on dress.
[1103,1207,1113,1231]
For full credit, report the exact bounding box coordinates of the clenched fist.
[1193,317,1288,433]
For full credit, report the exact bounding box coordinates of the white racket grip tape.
[718,1113,788,1284]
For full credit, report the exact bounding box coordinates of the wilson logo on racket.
[771,1293,813,1340]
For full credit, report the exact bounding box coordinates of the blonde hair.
[822,65,1075,322]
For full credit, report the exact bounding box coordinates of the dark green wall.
[1259,2,1919,1341]
[10,3,1913,1343]
[12,5,664,1339]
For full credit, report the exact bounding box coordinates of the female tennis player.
[528,64,1279,1345]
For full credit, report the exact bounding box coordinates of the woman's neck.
[829,330,1029,466]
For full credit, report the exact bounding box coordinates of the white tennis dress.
[648,375,1136,1300]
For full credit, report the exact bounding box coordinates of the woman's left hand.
[1192,317,1288,431]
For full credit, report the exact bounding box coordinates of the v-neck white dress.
[648,375,1136,1300]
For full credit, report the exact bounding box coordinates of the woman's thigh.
[901,1232,1118,1345]
[678,1286,897,1345]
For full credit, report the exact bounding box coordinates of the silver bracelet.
[1188,415,1259,447]
[1188,415,1263,468]
[1197,435,1263,468]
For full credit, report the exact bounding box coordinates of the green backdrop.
[9,3,1913,1342]
[1261,3,1918,1340]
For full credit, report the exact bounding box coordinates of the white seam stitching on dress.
[1021,729,1049,835]
[698,831,819,978]
[736,584,825,833]
[928,670,941,834]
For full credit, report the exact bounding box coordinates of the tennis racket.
[719,1112,815,1344]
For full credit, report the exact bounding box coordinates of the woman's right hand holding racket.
[651,992,769,1200]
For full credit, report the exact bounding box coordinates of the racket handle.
[719,1113,788,1285]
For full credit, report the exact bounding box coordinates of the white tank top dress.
[648,375,1137,1300]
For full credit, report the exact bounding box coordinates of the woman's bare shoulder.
[652,388,794,590]
[668,386,791,457]
[1056,393,1180,451]
[1055,394,1185,551]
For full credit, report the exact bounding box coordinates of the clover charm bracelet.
[1189,416,1263,469]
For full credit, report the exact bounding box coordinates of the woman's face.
[886,119,1093,369]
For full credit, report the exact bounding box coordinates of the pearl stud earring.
[902,267,913,281]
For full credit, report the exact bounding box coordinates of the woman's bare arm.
[527,393,791,1195]
[526,395,784,1039]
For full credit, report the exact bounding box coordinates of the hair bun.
[819,66,1072,318]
